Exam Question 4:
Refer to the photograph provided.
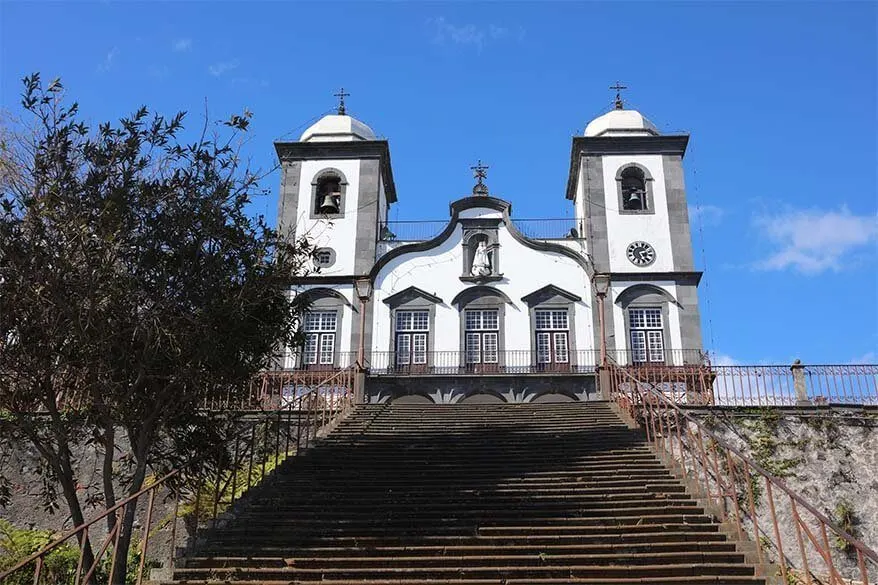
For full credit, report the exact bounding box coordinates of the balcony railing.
[378,218,584,242]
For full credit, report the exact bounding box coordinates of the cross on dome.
[333,87,350,115]
[610,81,627,110]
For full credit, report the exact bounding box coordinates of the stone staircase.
[166,402,765,584]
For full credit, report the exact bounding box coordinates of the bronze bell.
[319,192,340,214]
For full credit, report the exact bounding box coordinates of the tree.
[0,74,314,583]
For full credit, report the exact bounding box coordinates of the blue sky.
[2,1,876,365]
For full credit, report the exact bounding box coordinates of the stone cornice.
[608,271,703,286]
[274,139,397,204]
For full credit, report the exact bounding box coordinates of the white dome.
[584,109,659,137]
[299,114,376,142]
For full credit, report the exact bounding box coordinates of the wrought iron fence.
[377,218,585,242]
[511,218,582,240]
[0,367,356,585]
[378,221,447,242]
[366,350,600,375]
[607,362,878,584]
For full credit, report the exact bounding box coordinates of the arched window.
[615,164,654,214]
[310,169,347,218]
[621,167,646,210]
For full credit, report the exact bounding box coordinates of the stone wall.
[688,407,878,581]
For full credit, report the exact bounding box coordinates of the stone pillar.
[791,359,810,406]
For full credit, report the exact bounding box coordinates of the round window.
[314,247,336,268]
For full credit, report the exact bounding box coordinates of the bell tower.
[566,87,704,364]
[274,92,397,277]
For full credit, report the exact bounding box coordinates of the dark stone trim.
[565,134,690,200]
[450,196,512,216]
[297,286,357,311]
[274,139,397,204]
[615,284,676,308]
[291,275,370,285]
[276,161,302,240]
[609,271,703,285]
[451,286,513,307]
[459,275,504,284]
[382,286,443,307]
[676,283,704,355]
[354,159,380,274]
[521,284,582,305]
[582,156,610,273]
[663,154,696,271]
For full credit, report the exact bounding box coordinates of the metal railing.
[620,363,878,407]
[378,218,585,242]
[366,350,600,375]
[0,367,356,585]
[607,362,878,584]
[511,218,582,240]
[279,349,710,376]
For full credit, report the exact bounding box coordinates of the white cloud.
[172,38,192,52]
[208,59,239,77]
[429,17,524,51]
[849,351,877,364]
[97,47,119,73]
[689,204,724,226]
[710,353,741,366]
[753,206,878,274]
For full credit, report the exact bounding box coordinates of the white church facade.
[274,95,704,402]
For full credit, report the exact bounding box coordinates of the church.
[274,90,704,403]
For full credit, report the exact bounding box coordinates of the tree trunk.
[109,440,150,585]
[101,424,117,534]
[55,444,98,584]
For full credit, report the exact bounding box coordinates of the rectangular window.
[629,307,665,364]
[302,311,337,366]
[395,310,429,367]
[464,309,500,365]
[534,309,570,366]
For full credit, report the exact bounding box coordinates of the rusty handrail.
[0,470,180,582]
[607,362,878,584]
[1,366,356,585]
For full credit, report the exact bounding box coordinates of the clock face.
[626,241,656,267]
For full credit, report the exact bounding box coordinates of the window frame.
[301,309,340,369]
[628,306,666,364]
[384,287,442,372]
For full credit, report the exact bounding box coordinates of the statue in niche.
[471,240,492,277]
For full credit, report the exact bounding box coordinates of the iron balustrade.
[0,367,356,585]
[378,218,585,242]
[606,361,878,584]
[366,349,600,375]
[616,363,878,406]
